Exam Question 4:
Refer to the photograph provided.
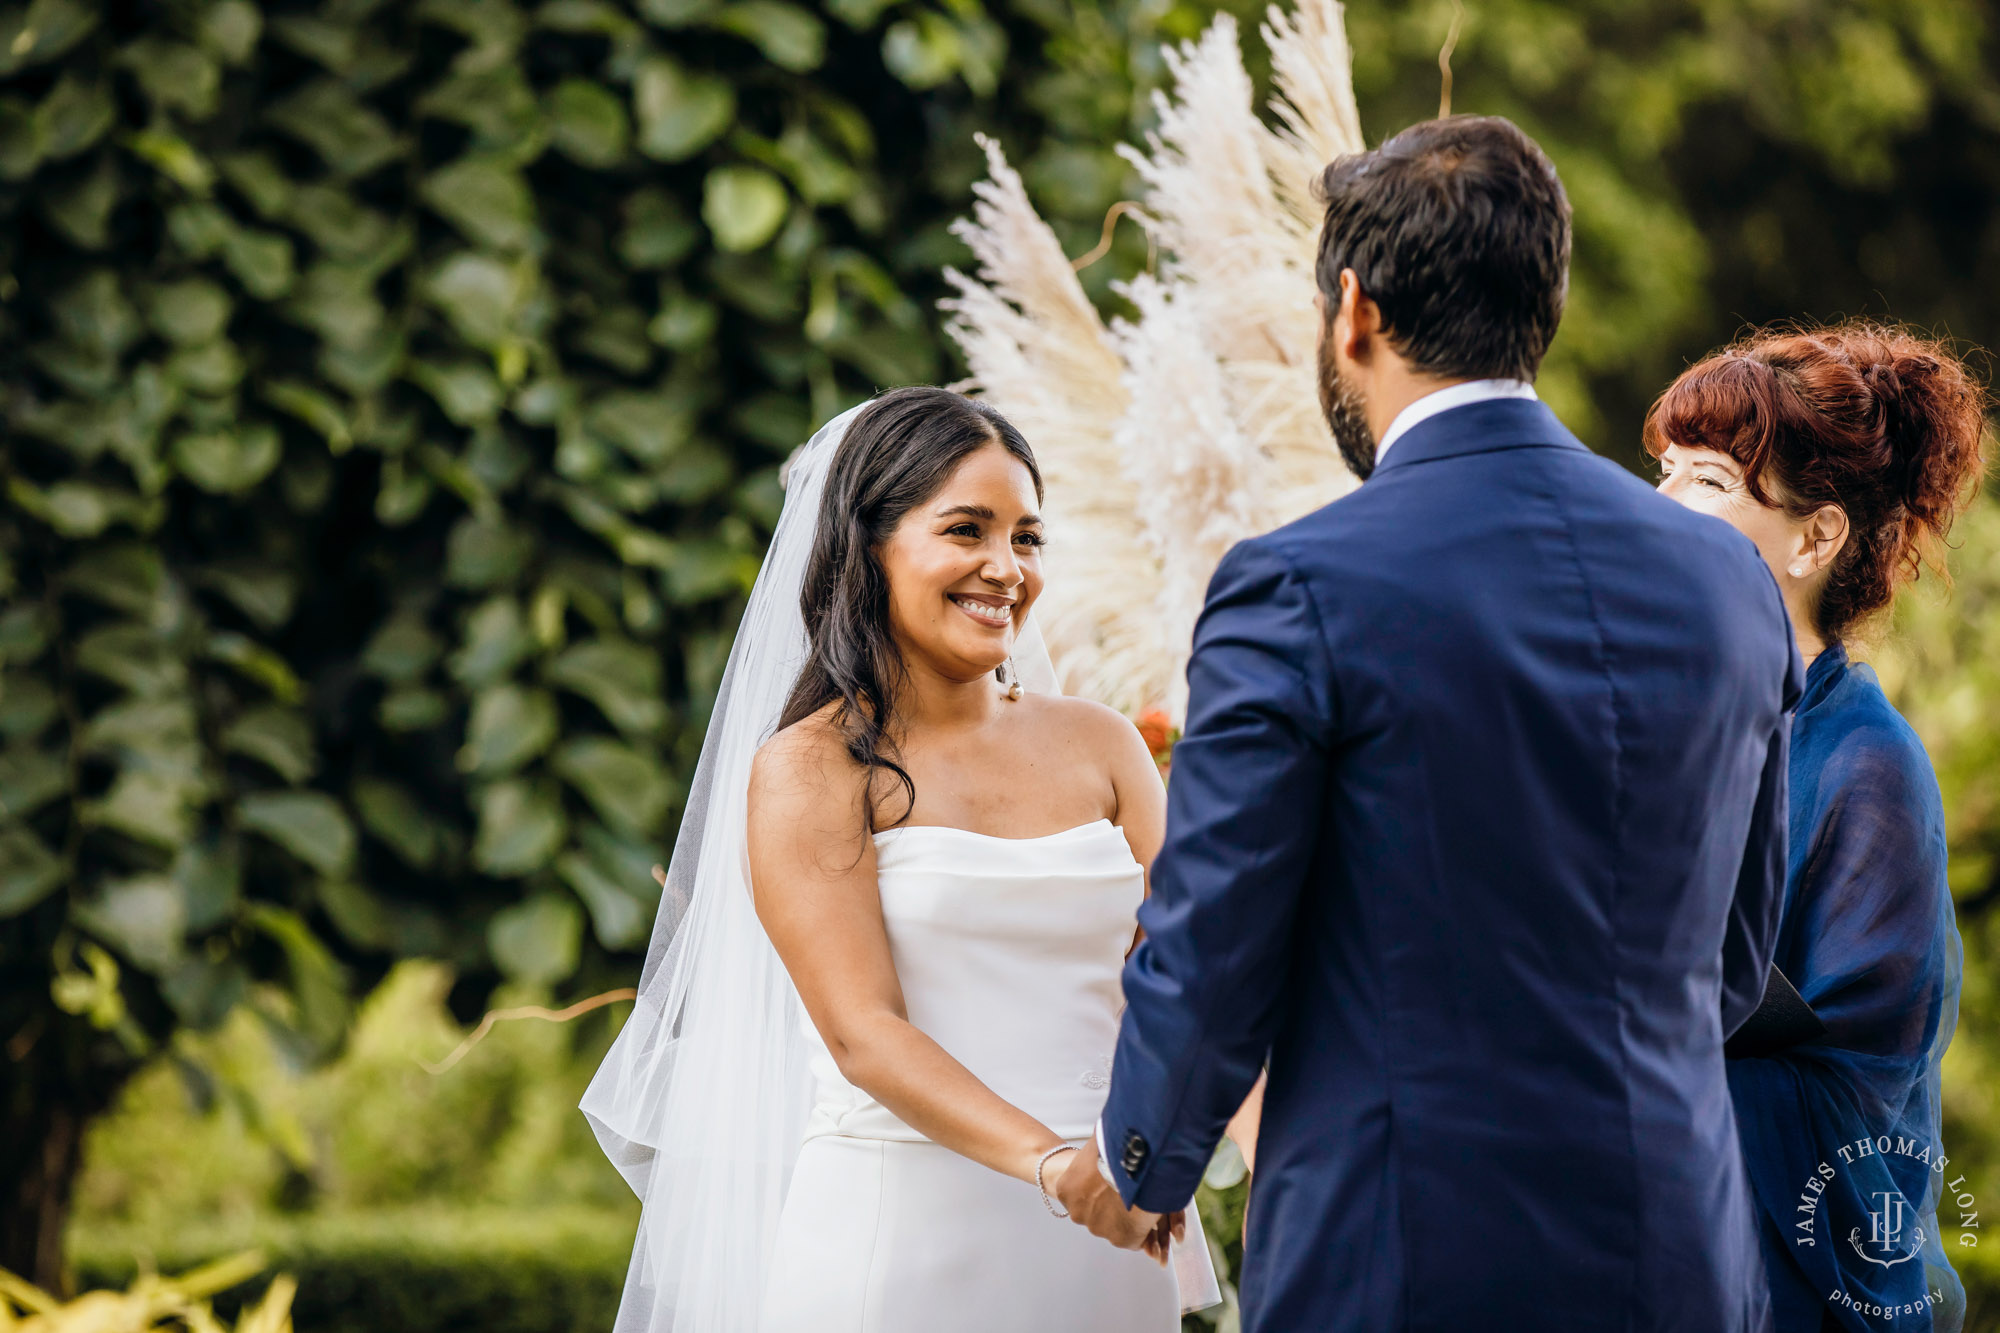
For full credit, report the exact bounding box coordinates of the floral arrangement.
[946,0,1366,726]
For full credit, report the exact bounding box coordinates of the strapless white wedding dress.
[757,819,1185,1332]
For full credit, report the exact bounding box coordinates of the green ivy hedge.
[0,0,1211,1280]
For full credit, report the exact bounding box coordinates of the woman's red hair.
[1643,321,1990,641]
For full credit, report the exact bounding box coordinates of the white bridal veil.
[580,401,1060,1331]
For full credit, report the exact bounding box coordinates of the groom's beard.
[1318,351,1377,482]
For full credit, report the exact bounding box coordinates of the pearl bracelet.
[1035,1143,1078,1217]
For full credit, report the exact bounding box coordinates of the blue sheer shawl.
[1728,642,1964,1332]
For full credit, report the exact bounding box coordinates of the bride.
[582,387,1210,1331]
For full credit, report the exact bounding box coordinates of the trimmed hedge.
[74,1206,635,1333]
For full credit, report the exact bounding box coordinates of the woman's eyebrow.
[936,503,995,520]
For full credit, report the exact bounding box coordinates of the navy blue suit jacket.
[1102,399,1802,1332]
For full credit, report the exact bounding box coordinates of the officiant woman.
[1650,322,1987,1333]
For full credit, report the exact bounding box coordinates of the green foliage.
[74,1208,629,1333]
[69,961,634,1329]
[1873,489,2000,1212]
[1336,0,1997,455]
[0,0,1218,1239]
[71,962,631,1225]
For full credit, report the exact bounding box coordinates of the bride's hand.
[1140,1210,1185,1262]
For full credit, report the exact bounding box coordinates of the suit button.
[1120,1130,1149,1176]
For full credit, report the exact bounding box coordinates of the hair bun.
[1645,319,1987,641]
[1863,358,1904,410]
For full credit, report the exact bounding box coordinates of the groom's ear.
[1334,268,1383,366]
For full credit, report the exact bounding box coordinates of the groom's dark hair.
[1315,116,1570,382]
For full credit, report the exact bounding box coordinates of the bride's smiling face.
[875,442,1045,682]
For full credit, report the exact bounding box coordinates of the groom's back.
[1245,397,1792,1331]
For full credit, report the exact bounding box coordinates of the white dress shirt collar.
[1374,378,1539,465]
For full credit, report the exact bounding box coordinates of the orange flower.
[1134,709,1174,759]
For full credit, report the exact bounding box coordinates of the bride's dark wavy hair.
[778,387,1042,831]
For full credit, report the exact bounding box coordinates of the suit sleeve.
[1720,607,1804,1038]
[1720,719,1789,1037]
[1099,540,1334,1211]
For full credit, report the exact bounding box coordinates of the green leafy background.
[1,0,1997,1326]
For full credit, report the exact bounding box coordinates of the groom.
[1053,117,1800,1331]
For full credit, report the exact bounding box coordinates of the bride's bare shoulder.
[1023,692,1136,736]
[1019,693,1151,760]
[750,704,862,812]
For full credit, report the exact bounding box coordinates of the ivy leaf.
[424,252,526,349]
[171,424,281,494]
[378,687,447,732]
[165,339,245,395]
[86,770,202,847]
[0,744,68,819]
[361,613,443,684]
[449,597,534,687]
[0,0,102,74]
[635,58,733,162]
[0,825,64,917]
[552,736,673,835]
[35,73,115,159]
[486,891,581,984]
[261,379,352,453]
[548,79,630,168]
[882,13,962,91]
[710,2,825,72]
[0,97,42,179]
[218,149,292,218]
[53,268,142,358]
[196,0,263,65]
[146,278,234,346]
[410,358,503,424]
[545,637,667,736]
[245,903,350,1054]
[63,543,164,615]
[556,849,651,950]
[703,165,789,252]
[175,834,242,933]
[160,954,247,1029]
[618,187,698,269]
[204,631,304,702]
[238,790,357,876]
[75,624,186,696]
[422,156,536,251]
[265,78,402,178]
[638,0,713,25]
[119,38,222,119]
[221,705,317,784]
[458,683,558,776]
[42,152,121,248]
[286,183,395,259]
[445,514,534,589]
[124,128,216,195]
[0,675,60,739]
[586,391,691,466]
[73,875,186,973]
[219,225,295,298]
[352,777,443,870]
[473,779,567,876]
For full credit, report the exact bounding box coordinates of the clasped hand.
[1047,1142,1183,1264]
